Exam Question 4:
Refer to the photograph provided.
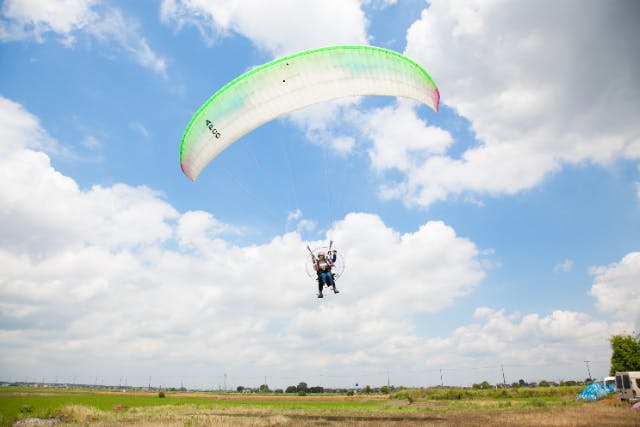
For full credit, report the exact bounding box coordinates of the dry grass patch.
[46,400,640,427]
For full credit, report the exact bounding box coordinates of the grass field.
[1,386,638,426]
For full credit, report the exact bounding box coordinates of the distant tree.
[538,380,550,387]
[259,384,270,393]
[518,379,526,387]
[472,381,491,390]
[364,385,372,394]
[511,382,520,388]
[274,389,283,394]
[610,334,640,375]
[309,386,324,393]
[285,385,297,393]
[380,386,389,394]
[296,382,308,393]
[236,386,245,393]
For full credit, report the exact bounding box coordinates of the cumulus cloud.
[355,100,453,173]
[0,0,98,44]
[160,0,369,57]
[392,0,640,206]
[0,0,167,75]
[0,96,630,388]
[589,252,640,328]
[177,210,241,250]
[225,1,638,209]
[0,97,61,155]
[422,307,624,385]
[0,96,490,386]
[159,1,640,209]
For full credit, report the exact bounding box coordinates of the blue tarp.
[576,381,613,401]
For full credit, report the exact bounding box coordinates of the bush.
[530,398,547,407]
[345,390,354,396]
[158,391,166,398]
[297,390,306,396]
[19,405,33,414]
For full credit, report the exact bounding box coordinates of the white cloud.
[286,209,316,234]
[0,0,167,75]
[0,0,98,44]
[87,7,167,75]
[177,210,241,250]
[589,252,640,328]
[0,97,177,257]
[356,100,453,173]
[330,136,356,156]
[0,97,60,155]
[554,259,573,273]
[329,213,485,315]
[425,307,625,384]
[0,96,490,387]
[392,0,640,206]
[160,0,369,57]
[0,95,629,388]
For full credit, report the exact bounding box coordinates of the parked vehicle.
[615,372,640,401]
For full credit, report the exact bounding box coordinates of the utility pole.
[584,361,592,381]
[440,369,444,388]
[501,365,506,387]
[224,373,227,391]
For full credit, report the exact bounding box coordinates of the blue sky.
[1,0,639,390]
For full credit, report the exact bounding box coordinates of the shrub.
[530,398,546,407]
[158,391,166,398]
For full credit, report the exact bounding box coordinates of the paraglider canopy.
[180,45,439,180]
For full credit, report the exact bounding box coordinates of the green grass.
[391,385,583,402]
[0,386,590,426]
[0,388,389,426]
